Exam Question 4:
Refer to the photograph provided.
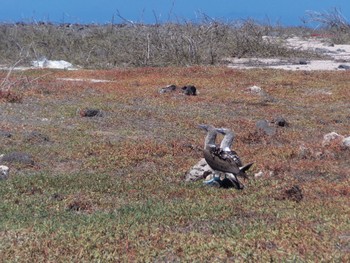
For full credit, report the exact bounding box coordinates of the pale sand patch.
[0,66,33,71]
[228,36,350,71]
[57,78,116,83]
[283,36,350,61]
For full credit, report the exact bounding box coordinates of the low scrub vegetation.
[0,67,349,261]
[1,8,350,68]
[305,7,350,44]
[0,18,330,69]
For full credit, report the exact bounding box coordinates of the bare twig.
[305,8,350,31]
[0,59,22,90]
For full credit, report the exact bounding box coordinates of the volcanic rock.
[159,84,177,94]
[79,108,103,117]
[0,152,35,165]
[184,158,213,182]
[182,85,197,96]
[0,165,9,180]
[256,120,277,136]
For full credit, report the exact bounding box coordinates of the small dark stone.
[27,186,43,195]
[315,48,329,54]
[24,131,50,143]
[298,59,308,65]
[317,119,327,125]
[159,84,177,94]
[67,203,81,211]
[273,116,289,127]
[0,152,35,165]
[338,64,350,70]
[182,85,197,96]
[283,185,303,203]
[52,193,64,201]
[0,131,12,138]
[67,200,91,212]
[79,108,102,117]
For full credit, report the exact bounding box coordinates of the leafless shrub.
[0,55,50,103]
[0,17,324,68]
[305,8,350,44]
[306,8,349,31]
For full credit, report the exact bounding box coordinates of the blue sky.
[0,0,349,26]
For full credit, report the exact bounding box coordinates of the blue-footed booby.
[198,125,253,188]
[216,127,243,167]
[198,124,224,187]
[198,125,252,189]
[216,127,253,180]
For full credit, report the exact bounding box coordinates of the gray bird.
[198,124,219,150]
[216,127,243,167]
[198,124,223,187]
[199,125,253,179]
[198,125,252,189]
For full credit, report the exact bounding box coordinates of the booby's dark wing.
[219,149,243,167]
[204,148,253,179]
[203,149,241,175]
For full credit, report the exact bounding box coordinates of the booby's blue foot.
[203,177,222,187]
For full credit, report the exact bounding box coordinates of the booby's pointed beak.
[198,124,209,131]
[215,128,226,134]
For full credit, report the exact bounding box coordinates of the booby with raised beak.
[215,127,253,180]
[198,124,218,150]
[198,125,253,188]
[216,127,243,167]
[197,124,222,186]
[198,124,252,189]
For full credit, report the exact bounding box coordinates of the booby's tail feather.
[237,162,254,180]
[240,162,254,173]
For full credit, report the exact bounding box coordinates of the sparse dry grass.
[0,67,349,261]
